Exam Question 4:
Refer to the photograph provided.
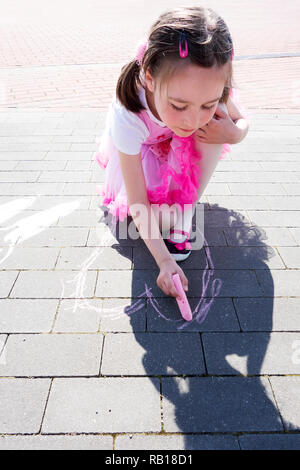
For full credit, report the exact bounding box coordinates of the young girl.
[94,5,249,300]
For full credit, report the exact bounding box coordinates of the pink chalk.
[172,273,193,322]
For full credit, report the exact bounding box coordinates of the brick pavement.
[0,0,300,452]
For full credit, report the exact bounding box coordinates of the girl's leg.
[151,203,178,237]
[193,139,224,200]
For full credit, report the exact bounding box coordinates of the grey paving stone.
[45,151,92,160]
[57,209,99,227]
[0,434,113,450]
[0,152,46,160]
[147,297,239,332]
[42,377,161,433]
[56,246,132,270]
[233,297,300,331]
[247,210,300,227]
[203,209,250,227]
[277,246,300,268]
[212,171,298,183]
[256,269,300,296]
[8,195,91,211]
[8,182,65,196]
[39,170,92,183]
[0,271,18,297]
[224,226,297,247]
[10,270,97,298]
[0,299,58,333]
[87,225,140,247]
[228,183,286,196]
[101,332,205,376]
[162,377,282,433]
[282,183,300,195]
[63,183,97,195]
[0,378,50,433]
[202,332,300,375]
[100,298,146,332]
[270,377,300,431]
[205,246,284,269]
[65,161,92,171]
[115,434,239,450]
[0,171,40,183]
[188,269,263,297]
[54,299,102,332]
[203,183,231,195]
[0,333,103,376]
[264,196,300,210]
[290,228,300,245]
[239,433,300,450]
[0,247,59,269]
[17,227,89,247]
[16,161,67,171]
[0,161,18,170]
[0,334,7,357]
[207,195,270,211]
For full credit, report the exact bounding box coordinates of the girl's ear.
[145,68,155,93]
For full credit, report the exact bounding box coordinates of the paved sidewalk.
[0,0,300,452]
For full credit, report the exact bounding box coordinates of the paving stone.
[239,433,300,450]
[45,151,92,160]
[212,171,298,183]
[224,226,297,247]
[188,269,263,297]
[7,182,65,196]
[0,378,50,433]
[203,183,231,195]
[17,227,89,247]
[10,270,97,298]
[57,209,99,226]
[207,195,270,211]
[42,377,161,433]
[270,377,300,431]
[147,297,239,332]
[16,161,67,171]
[282,184,300,195]
[0,171,40,183]
[100,298,146,332]
[289,228,300,244]
[0,299,58,333]
[247,210,300,227]
[233,297,300,331]
[65,161,92,171]
[277,246,300,268]
[162,377,282,433]
[228,183,286,195]
[264,196,300,210]
[39,171,92,183]
[56,246,132,270]
[0,247,59,269]
[54,299,102,332]
[63,183,97,195]
[101,332,205,376]
[205,246,284,269]
[256,269,300,296]
[0,333,103,376]
[0,434,113,450]
[115,434,239,450]
[202,332,300,375]
[0,271,18,297]
[95,270,160,298]
[203,209,250,227]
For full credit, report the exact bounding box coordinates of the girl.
[94,5,249,300]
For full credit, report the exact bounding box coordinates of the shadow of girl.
[99,203,290,448]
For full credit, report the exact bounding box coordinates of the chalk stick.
[172,273,193,322]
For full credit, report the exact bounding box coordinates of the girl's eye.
[171,104,187,112]
[171,103,216,111]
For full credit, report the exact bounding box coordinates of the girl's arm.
[118,150,173,267]
[226,95,250,144]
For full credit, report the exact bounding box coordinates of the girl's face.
[145,62,229,137]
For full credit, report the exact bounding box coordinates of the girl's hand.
[157,258,188,299]
[195,102,238,144]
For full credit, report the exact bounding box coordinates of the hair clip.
[179,30,188,58]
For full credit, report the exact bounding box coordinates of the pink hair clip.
[179,30,188,58]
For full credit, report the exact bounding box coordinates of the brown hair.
[116,6,235,113]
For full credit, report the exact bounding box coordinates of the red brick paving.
[0,0,299,111]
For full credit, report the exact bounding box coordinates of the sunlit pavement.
[0,0,300,451]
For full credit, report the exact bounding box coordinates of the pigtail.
[116,60,146,113]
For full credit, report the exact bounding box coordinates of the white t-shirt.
[105,86,166,155]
